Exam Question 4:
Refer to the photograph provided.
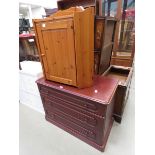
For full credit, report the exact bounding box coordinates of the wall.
[31,7,46,19]
[19,0,57,8]
[19,0,58,27]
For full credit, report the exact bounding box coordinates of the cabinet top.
[36,76,118,104]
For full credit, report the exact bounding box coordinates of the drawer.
[46,110,96,141]
[45,108,104,145]
[39,85,107,116]
[43,96,105,130]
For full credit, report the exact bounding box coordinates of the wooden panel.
[103,20,116,45]
[34,23,49,79]
[34,19,77,86]
[94,51,100,74]
[110,57,132,67]
[94,17,116,75]
[40,20,71,30]
[57,0,99,15]
[94,18,105,50]
[99,43,113,74]
[41,20,77,86]
[74,8,94,88]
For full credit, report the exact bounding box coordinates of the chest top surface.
[36,76,118,104]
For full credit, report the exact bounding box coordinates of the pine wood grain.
[33,7,94,88]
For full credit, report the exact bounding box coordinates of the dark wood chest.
[36,76,118,151]
[103,65,133,123]
[94,16,116,74]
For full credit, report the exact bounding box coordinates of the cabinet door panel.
[37,20,77,86]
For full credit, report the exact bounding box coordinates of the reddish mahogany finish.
[36,76,118,151]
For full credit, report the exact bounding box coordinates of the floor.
[19,73,135,155]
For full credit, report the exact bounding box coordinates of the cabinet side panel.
[74,8,94,88]
[103,97,115,140]
[33,20,47,79]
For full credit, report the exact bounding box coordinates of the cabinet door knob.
[41,54,45,56]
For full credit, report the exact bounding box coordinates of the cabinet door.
[36,19,77,86]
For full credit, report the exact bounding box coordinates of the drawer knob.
[84,104,87,107]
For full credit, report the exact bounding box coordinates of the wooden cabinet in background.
[109,0,135,67]
[94,16,116,74]
[33,7,94,88]
[57,0,103,16]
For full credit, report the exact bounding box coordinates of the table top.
[19,33,35,38]
[19,61,43,77]
[36,76,118,104]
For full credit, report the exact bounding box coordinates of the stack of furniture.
[57,0,117,75]
[55,0,134,124]
[31,0,134,152]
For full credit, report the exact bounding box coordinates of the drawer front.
[45,105,105,145]
[43,96,104,129]
[39,85,107,116]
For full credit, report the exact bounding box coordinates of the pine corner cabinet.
[33,7,94,88]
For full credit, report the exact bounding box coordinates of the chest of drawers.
[36,76,118,151]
